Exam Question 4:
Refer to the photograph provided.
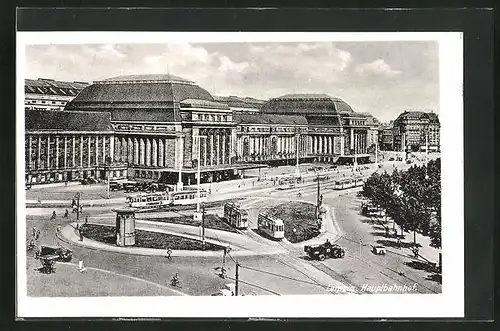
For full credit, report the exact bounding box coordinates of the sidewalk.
[58,220,285,258]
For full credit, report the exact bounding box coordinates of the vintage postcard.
[16,32,463,318]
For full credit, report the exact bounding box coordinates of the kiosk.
[113,207,137,247]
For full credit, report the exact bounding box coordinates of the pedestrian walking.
[79,230,84,242]
[166,247,172,259]
[56,225,62,234]
[35,230,40,240]
[32,226,37,238]
[85,216,88,224]
[51,211,57,220]
[64,209,69,218]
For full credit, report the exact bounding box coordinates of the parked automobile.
[80,177,97,185]
[109,181,122,191]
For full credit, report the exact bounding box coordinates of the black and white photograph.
[16,32,464,318]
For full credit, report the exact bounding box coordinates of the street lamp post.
[295,131,300,176]
[194,135,207,213]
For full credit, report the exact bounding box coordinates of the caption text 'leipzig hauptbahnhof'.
[24,74,439,187]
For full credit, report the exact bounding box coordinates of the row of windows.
[26,99,67,105]
[195,114,230,122]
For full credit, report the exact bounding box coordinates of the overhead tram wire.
[224,276,281,296]
[239,264,331,289]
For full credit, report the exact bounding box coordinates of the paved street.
[23,158,441,297]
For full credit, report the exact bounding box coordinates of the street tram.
[257,213,285,240]
[332,177,367,190]
[127,188,208,209]
[277,176,300,190]
[223,202,249,229]
[170,188,208,206]
[126,192,171,209]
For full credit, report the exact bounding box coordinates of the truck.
[304,240,345,261]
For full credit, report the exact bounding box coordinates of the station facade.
[25,74,372,186]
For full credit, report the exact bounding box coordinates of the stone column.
[340,129,345,156]
[164,138,169,167]
[55,136,59,169]
[133,138,139,165]
[210,133,214,166]
[121,137,127,163]
[28,136,33,169]
[110,135,114,162]
[95,136,99,165]
[63,136,67,169]
[102,136,107,163]
[350,129,354,151]
[46,136,50,168]
[318,136,323,155]
[37,136,41,169]
[313,136,317,154]
[216,132,221,165]
[230,128,237,163]
[204,134,208,166]
[80,136,84,167]
[158,139,164,167]
[140,138,145,165]
[152,138,157,167]
[71,136,76,167]
[222,134,226,164]
[145,138,151,166]
[87,136,91,167]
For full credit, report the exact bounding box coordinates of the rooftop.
[262,93,355,115]
[25,109,112,132]
[25,78,89,96]
[96,74,195,85]
[233,113,307,125]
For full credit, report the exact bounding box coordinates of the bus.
[223,203,249,229]
[257,213,285,240]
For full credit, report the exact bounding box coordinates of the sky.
[25,41,439,123]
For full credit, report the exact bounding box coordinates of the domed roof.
[65,74,214,111]
[261,93,355,115]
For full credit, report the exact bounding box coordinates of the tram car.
[223,202,249,229]
[170,188,208,206]
[277,176,299,190]
[257,213,285,240]
[333,178,355,190]
[126,192,171,209]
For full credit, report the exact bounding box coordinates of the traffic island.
[79,223,224,251]
[264,202,320,243]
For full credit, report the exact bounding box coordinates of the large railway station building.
[24,74,373,186]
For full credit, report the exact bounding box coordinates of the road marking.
[60,262,188,296]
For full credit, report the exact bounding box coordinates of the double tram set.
[126,188,208,209]
[222,203,285,240]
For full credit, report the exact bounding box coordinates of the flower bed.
[79,224,223,251]
[144,214,239,234]
[264,202,320,243]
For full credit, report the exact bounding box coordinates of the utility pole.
[295,132,300,176]
[75,192,81,221]
[107,165,110,199]
[316,173,320,219]
[202,206,206,250]
[235,261,240,296]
